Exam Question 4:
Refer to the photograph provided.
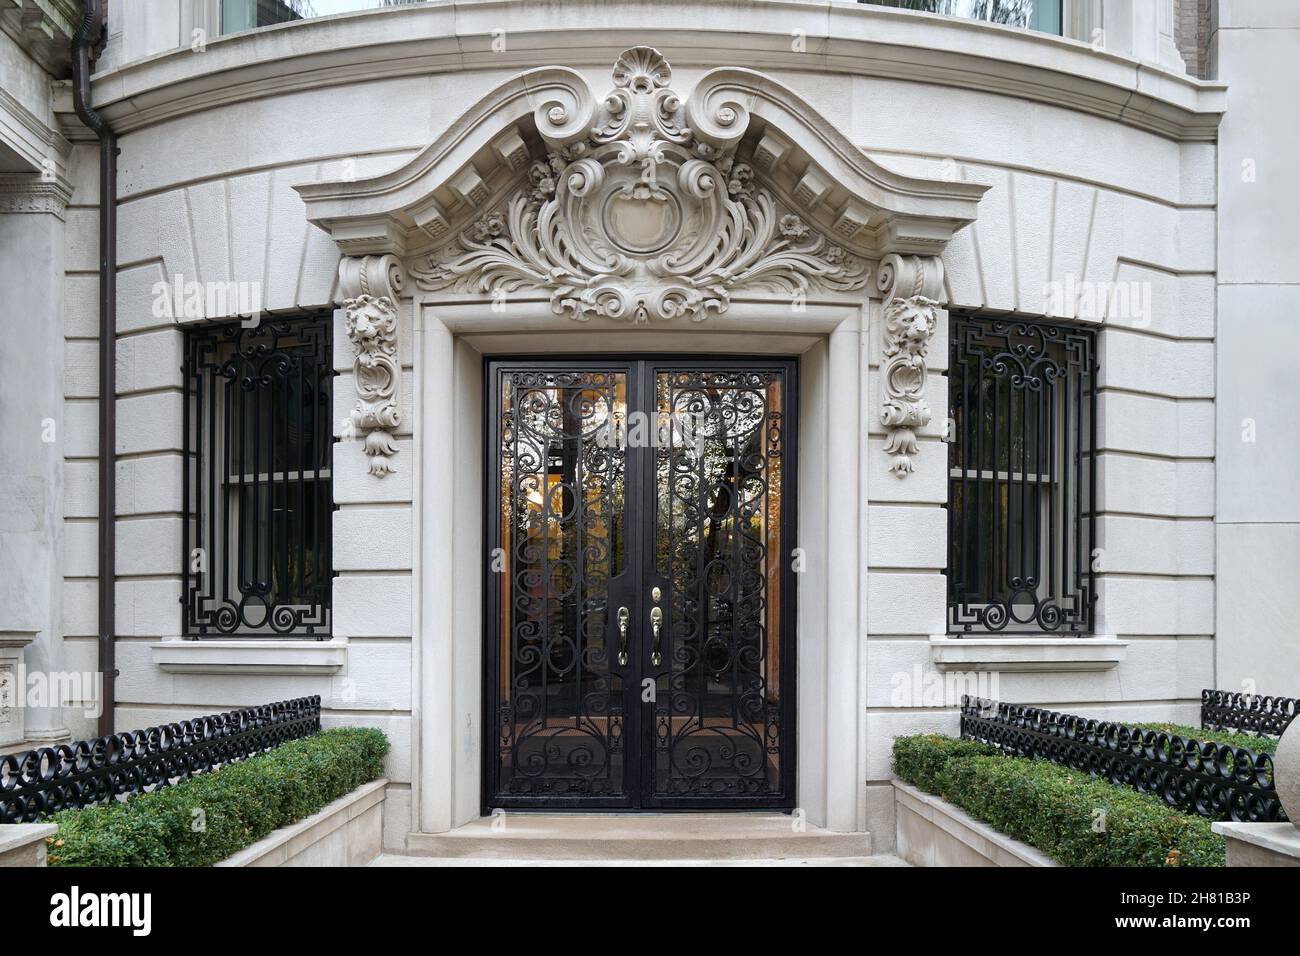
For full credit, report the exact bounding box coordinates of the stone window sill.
[928,635,1127,673]
[151,639,347,676]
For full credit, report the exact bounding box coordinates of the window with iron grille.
[947,313,1097,634]
[182,314,335,638]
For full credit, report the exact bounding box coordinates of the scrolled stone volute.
[684,74,752,154]
[532,75,597,150]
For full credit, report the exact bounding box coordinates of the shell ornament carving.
[411,47,870,321]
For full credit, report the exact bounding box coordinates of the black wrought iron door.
[485,359,796,810]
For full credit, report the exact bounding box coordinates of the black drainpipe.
[71,0,117,738]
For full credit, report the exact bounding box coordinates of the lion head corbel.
[878,254,944,478]
[339,255,404,477]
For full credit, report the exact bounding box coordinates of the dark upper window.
[947,313,1096,634]
[183,315,335,638]
[221,0,313,33]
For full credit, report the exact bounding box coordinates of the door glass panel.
[653,370,784,798]
[495,370,627,798]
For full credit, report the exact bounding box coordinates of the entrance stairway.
[378,814,904,866]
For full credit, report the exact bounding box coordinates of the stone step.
[405,813,873,861]
[373,854,907,867]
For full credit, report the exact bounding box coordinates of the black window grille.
[183,315,335,638]
[947,314,1097,634]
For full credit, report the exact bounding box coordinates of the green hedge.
[892,733,999,793]
[47,727,389,867]
[893,734,1225,867]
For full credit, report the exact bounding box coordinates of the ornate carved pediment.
[409,48,868,322]
[297,45,987,326]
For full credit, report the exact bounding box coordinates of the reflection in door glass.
[495,371,627,798]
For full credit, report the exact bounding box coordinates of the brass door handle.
[650,606,663,666]
[617,607,629,666]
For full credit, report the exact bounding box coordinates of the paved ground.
[371,854,909,867]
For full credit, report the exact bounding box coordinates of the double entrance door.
[485,358,796,810]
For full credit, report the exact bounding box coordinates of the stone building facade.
[1,0,1297,853]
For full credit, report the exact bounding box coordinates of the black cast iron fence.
[1201,689,1298,738]
[960,696,1284,823]
[0,696,321,824]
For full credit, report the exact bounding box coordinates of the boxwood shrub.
[46,727,388,867]
[893,734,1225,867]
[892,733,998,793]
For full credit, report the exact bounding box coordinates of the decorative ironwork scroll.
[961,696,1284,823]
[653,368,786,798]
[183,315,333,637]
[948,314,1097,634]
[1201,689,1299,738]
[0,697,321,823]
[493,369,628,798]
[487,361,794,808]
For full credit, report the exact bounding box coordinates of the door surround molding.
[411,308,869,834]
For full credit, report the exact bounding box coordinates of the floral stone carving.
[340,254,403,476]
[878,253,944,477]
[411,47,869,321]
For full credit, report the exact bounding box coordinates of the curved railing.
[1201,689,1299,739]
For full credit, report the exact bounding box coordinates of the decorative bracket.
[339,254,403,476]
[878,253,944,477]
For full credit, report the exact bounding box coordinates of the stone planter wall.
[217,778,388,867]
[893,780,1057,868]
[0,780,388,868]
[1212,822,1300,867]
[0,823,56,866]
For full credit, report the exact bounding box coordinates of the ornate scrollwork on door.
[411,48,869,322]
[488,361,795,808]
[654,369,785,797]
[496,370,627,797]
